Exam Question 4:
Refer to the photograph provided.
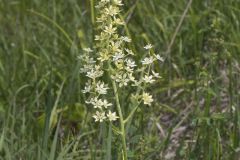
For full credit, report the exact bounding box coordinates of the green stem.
[108,63,127,160]
[90,0,95,26]
[106,123,112,160]
[124,102,140,124]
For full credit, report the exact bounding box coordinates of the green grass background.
[1,0,240,159]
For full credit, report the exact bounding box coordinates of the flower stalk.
[79,0,163,158]
[111,77,127,159]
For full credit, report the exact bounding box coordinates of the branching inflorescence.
[79,0,163,158]
[80,0,163,123]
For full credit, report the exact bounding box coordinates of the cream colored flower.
[86,97,102,109]
[143,75,155,84]
[125,59,136,68]
[107,111,119,121]
[152,71,161,78]
[113,52,124,61]
[141,56,155,65]
[156,54,164,62]
[86,65,104,79]
[83,48,93,52]
[96,81,109,94]
[125,48,134,55]
[113,17,125,25]
[101,99,112,108]
[121,36,131,42]
[115,73,129,87]
[144,44,153,50]
[93,111,106,122]
[142,92,153,105]
[113,0,123,6]
[82,84,91,93]
[104,5,120,16]
[104,24,117,35]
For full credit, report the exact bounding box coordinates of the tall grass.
[0,0,240,159]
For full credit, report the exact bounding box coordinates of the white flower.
[142,92,153,105]
[86,65,104,79]
[113,17,125,25]
[87,97,112,109]
[82,84,91,93]
[95,35,101,41]
[115,73,129,87]
[80,64,94,73]
[96,81,109,94]
[152,71,161,78]
[125,48,134,55]
[86,97,103,109]
[156,54,164,62]
[121,36,131,42]
[113,52,124,61]
[143,75,155,84]
[98,51,110,62]
[141,56,155,65]
[104,24,117,35]
[93,111,106,122]
[107,111,119,121]
[104,5,120,16]
[144,44,153,50]
[102,99,112,108]
[83,48,93,52]
[125,59,136,68]
[100,0,110,3]
[128,73,136,82]
[110,41,122,53]
[113,0,123,6]
[125,66,133,73]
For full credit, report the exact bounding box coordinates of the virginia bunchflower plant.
[79,0,163,159]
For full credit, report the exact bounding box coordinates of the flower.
[104,5,120,16]
[83,48,93,52]
[93,111,106,122]
[115,73,129,87]
[141,56,155,65]
[125,48,134,55]
[113,52,125,61]
[125,59,136,68]
[86,65,104,79]
[107,111,119,121]
[102,99,113,108]
[87,98,112,109]
[104,24,117,35]
[82,84,91,93]
[121,36,131,42]
[156,54,164,62]
[113,0,123,6]
[113,17,125,25]
[144,44,153,50]
[143,75,155,84]
[152,71,161,78]
[128,73,136,82]
[96,81,109,94]
[98,51,111,62]
[142,92,153,105]
[86,97,103,109]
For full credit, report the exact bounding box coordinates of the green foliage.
[0,0,240,159]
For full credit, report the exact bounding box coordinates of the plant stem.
[110,69,128,160]
[106,123,112,160]
[90,0,95,26]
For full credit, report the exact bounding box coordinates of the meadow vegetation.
[0,0,240,159]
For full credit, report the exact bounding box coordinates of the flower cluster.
[79,0,163,123]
